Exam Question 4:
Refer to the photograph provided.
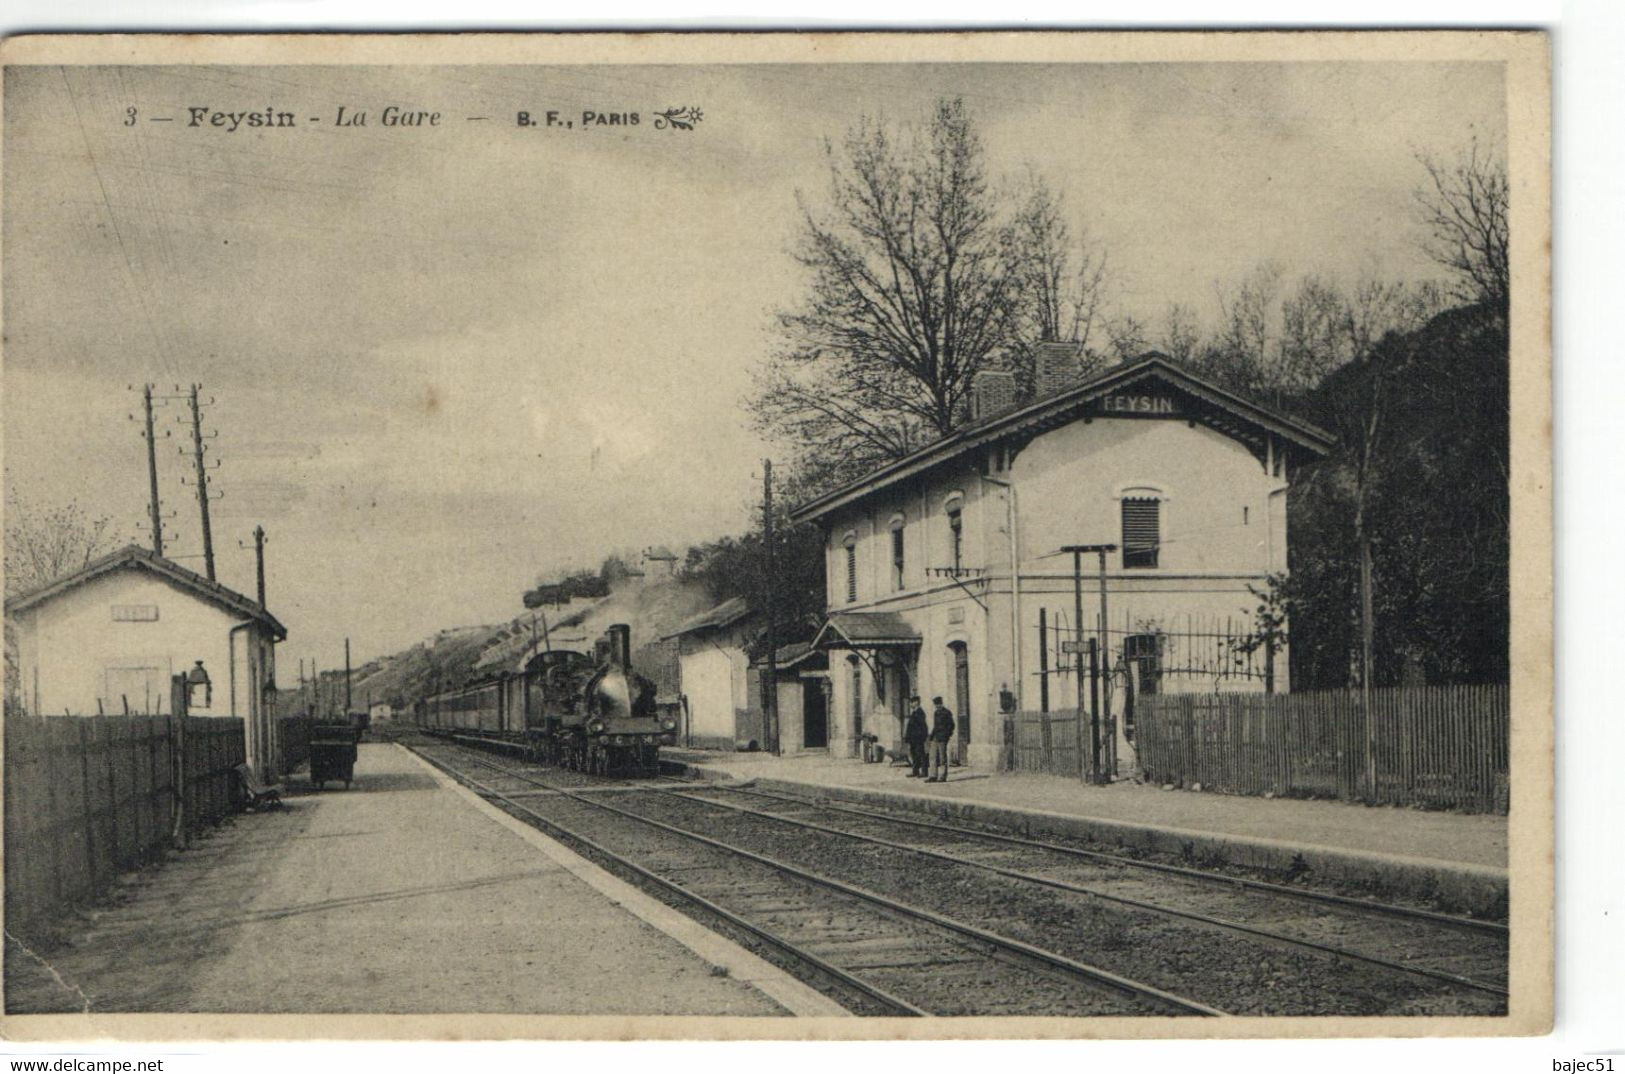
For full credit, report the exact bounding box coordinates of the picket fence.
[1135,685,1509,813]
[2,713,246,938]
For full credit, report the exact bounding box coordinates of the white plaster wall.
[16,572,240,717]
[1014,417,1279,571]
[13,568,286,777]
[824,461,990,608]
[680,646,742,742]
[812,413,1294,768]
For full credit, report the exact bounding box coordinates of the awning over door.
[811,611,922,652]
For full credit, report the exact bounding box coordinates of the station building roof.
[5,543,287,640]
[663,596,753,640]
[789,353,1335,526]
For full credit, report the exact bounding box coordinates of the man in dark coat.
[903,696,929,777]
[928,696,956,782]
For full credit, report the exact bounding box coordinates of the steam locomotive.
[417,623,677,775]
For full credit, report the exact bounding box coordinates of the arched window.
[1120,490,1163,569]
[889,514,906,591]
[842,532,858,603]
[944,497,964,572]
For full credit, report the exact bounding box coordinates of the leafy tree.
[681,511,826,660]
[1288,303,1509,687]
[598,553,634,587]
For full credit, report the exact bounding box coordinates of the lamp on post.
[185,660,213,712]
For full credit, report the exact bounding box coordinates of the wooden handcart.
[310,722,359,790]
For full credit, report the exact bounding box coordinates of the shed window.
[890,520,906,591]
[1122,498,1161,569]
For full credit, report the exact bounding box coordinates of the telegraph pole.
[1096,544,1115,779]
[1061,544,1116,784]
[187,385,216,581]
[142,384,164,556]
[761,459,779,755]
[344,637,353,715]
[253,525,267,606]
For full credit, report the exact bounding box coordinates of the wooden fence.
[1135,685,1509,813]
[3,714,247,939]
[1002,710,1088,779]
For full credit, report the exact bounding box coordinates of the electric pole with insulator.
[761,459,779,755]
[187,385,216,580]
[253,525,267,606]
[142,384,164,556]
[1061,544,1116,784]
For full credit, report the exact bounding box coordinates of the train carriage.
[417,624,676,774]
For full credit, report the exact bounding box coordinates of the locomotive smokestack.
[608,623,632,669]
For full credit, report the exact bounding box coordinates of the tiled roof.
[663,596,753,639]
[789,353,1336,525]
[5,543,286,639]
[811,611,922,650]
[753,640,827,670]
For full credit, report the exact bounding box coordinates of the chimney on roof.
[971,368,1020,420]
[1034,340,1086,398]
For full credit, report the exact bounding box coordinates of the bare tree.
[4,484,119,715]
[1105,313,1150,362]
[1206,260,1285,397]
[753,98,1109,491]
[1414,137,1509,309]
[1009,172,1110,355]
[1159,302,1203,364]
[4,482,118,599]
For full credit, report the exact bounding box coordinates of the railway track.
[408,737,1220,1018]
[660,781,1510,996]
[413,733,1506,1016]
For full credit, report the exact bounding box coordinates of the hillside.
[280,573,715,716]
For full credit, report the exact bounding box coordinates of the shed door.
[803,680,828,749]
[105,665,166,715]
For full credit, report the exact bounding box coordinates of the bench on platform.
[233,763,284,811]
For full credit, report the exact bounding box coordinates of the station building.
[6,544,288,778]
[789,347,1333,769]
[664,596,758,751]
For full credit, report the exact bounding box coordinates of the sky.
[2,60,1506,670]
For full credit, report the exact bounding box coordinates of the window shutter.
[846,545,857,602]
[1122,498,1160,569]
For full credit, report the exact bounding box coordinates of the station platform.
[664,748,1510,918]
[4,743,836,1019]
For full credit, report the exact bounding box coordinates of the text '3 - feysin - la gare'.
[185,106,442,131]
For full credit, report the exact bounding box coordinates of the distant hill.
[280,573,714,716]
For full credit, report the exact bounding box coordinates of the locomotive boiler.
[417,623,677,775]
